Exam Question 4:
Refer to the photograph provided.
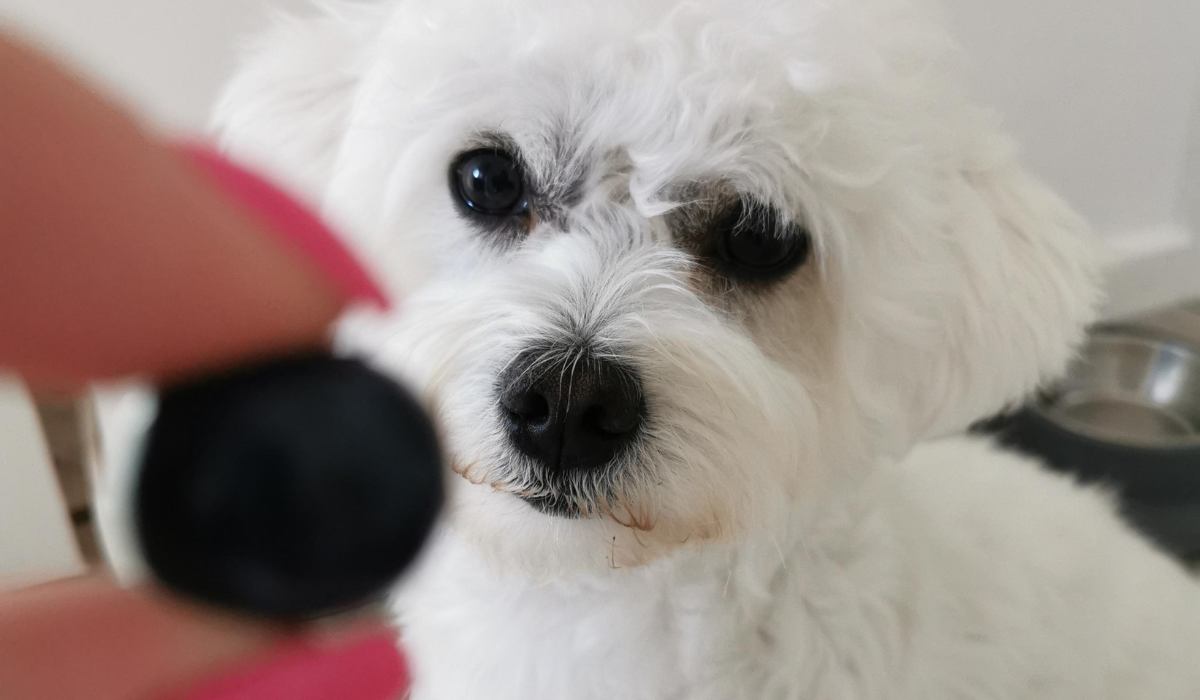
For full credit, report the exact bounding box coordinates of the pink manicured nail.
[164,630,409,700]
[176,143,391,310]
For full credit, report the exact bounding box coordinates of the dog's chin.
[520,493,584,519]
[454,457,612,521]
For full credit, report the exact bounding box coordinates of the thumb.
[0,577,405,700]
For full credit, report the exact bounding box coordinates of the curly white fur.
[93,0,1200,698]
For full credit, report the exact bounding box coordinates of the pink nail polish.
[175,142,391,310]
[165,631,409,700]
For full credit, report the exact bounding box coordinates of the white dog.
[95,0,1200,698]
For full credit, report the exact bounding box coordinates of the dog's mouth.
[453,459,602,520]
[513,471,611,520]
[519,492,583,518]
[454,456,665,532]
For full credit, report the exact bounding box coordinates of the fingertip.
[174,144,390,311]
[160,627,409,700]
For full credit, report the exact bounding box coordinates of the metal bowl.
[979,325,1200,559]
[1034,330,1200,449]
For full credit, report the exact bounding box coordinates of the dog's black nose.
[499,351,645,472]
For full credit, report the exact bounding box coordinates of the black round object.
[135,354,443,621]
[981,408,1200,559]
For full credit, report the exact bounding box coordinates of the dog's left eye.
[453,149,529,217]
[713,201,810,281]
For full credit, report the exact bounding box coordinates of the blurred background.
[1,0,1199,580]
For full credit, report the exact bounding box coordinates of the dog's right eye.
[452,149,529,217]
[711,200,810,283]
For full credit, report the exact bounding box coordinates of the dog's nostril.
[497,350,646,473]
[503,390,551,425]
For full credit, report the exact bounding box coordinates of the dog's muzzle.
[497,347,645,512]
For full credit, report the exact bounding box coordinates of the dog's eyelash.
[667,193,811,288]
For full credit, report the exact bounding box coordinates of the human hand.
[0,32,410,700]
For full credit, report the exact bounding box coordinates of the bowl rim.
[1031,324,1200,450]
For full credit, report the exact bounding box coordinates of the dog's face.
[217,0,1101,575]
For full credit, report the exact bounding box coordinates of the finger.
[0,35,381,391]
[0,577,406,700]
[0,577,274,700]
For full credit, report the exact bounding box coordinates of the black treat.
[135,354,443,622]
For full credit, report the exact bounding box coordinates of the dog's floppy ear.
[857,128,1105,450]
[923,131,1104,438]
[212,9,377,201]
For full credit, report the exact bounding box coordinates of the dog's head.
[217,0,1101,575]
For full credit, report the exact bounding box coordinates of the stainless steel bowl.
[1034,330,1200,449]
[979,322,1200,559]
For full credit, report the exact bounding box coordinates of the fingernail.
[174,142,391,310]
[166,629,409,700]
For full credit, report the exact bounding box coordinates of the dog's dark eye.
[713,200,810,281]
[453,149,528,216]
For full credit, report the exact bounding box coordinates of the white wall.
[0,0,302,131]
[1182,98,1200,240]
[946,0,1200,240]
[944,0,1200,318]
